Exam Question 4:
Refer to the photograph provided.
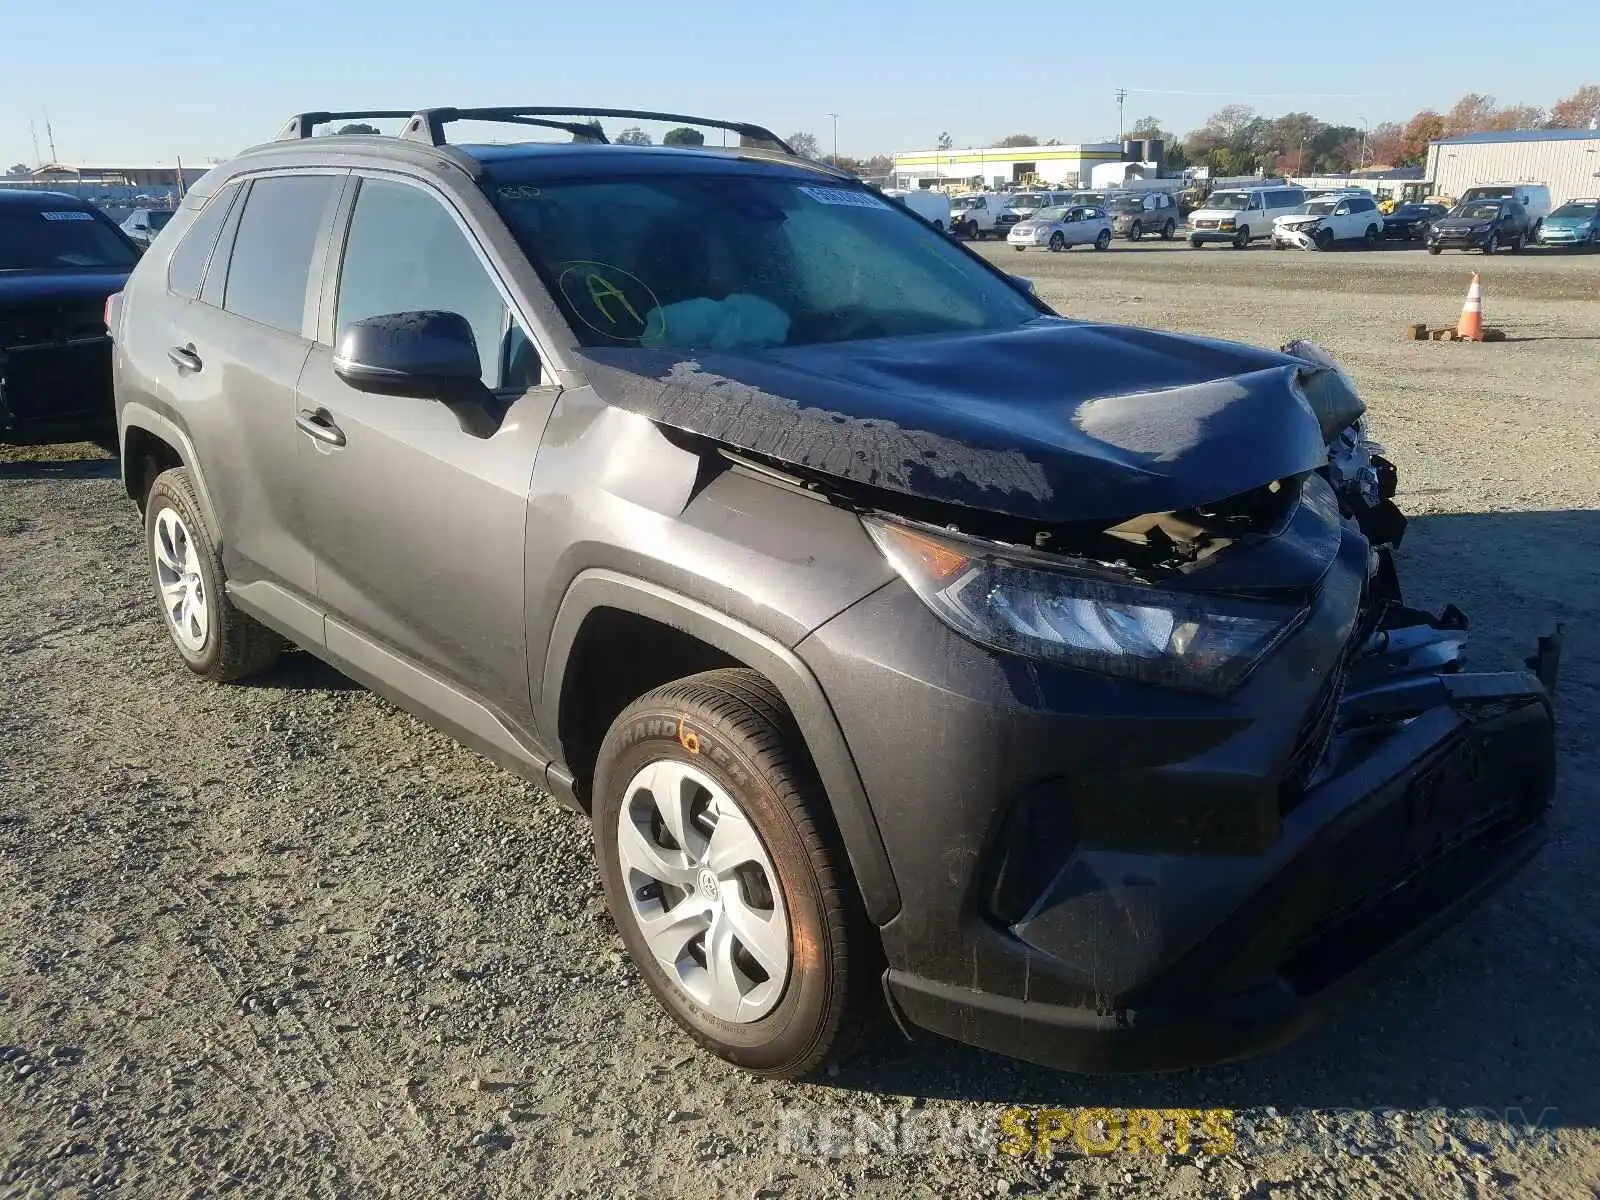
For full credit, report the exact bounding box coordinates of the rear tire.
[592,669,874,1080]
[144,467,283,682]
[1427,244,1442,255]
[1364,224,1379,248]
[1094,228,1112,250]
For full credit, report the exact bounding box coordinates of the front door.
[294,174,561,727]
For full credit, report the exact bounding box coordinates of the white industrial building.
[891,142,1126,190]
[1425,129,1600,206]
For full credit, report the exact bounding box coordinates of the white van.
[883,188,953,233]
[1188,185,1307,248]
[1457,184,1551,233]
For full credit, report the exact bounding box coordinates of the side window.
[337,177,529,390]
[222,175,340,335]
[166,185,240,299]
[1248,193,1264,210]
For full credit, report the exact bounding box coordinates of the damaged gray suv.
[108,107,1560,1079]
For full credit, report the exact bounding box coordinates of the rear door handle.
[167,344,203,372]
[295,407,346,447]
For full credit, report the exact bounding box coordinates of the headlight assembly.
[863,518,1306,695]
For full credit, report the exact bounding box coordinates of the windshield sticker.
[799,186,888,210]
[41,210,95,221]
[556,261,659,341]
[497,185,542,200]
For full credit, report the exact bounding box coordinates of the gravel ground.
[3,242,1597,1199]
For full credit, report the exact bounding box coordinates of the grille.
[0,300,107,350]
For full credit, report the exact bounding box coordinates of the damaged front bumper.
[803,530,1559,1074]
[1273,224,1321,250]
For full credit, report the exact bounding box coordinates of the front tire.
[1233,226,1250,249]
[1428,244,1442,255]
[1483,233,1498,254]
[1189,236,1204,248]
[1128,221,1143,241]
[1161,219,1175,240]
[1315,228,1335,252]
[1048,231,1065,252]
[144,468,283,681]
[592,669,872,1079]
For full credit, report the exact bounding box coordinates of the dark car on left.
[1,189,138,447]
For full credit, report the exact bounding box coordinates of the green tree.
[571,118,605,144]
[335,122,380,135]
[936,131,953,151]
[996,133,1039,147]
[615,126,653,146]
[5,163,29,177]
[663,127,705,147]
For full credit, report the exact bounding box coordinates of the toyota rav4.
[107,107,1560,1080]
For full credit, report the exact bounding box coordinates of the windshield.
[486,174,1042,350]
[1008,193,1045,208]
[1111,197,1145,213]
[1206,192,1250,211]
[1552,201,1598,219]
[1463,187,1513,201]
[147,211,174,230]
[1392,204,1427,216]
[952,196,986,210]
[0,208,137,271]
[1031,206,1068,223]
[1294,201,1337,216]
[1453,201,1503,220]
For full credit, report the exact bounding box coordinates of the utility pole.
[1115,88,1128,143]
[29,118,41,165]
[1357,117,1369,169]
[43,109,58,162]
[827,113,839,165]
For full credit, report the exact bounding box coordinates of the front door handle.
[167,344,203,372]
[295,407,346,447]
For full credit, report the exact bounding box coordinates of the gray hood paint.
[576,319,1357,524]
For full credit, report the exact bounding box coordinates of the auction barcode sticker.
[41,211,95,221]
[800,186,887,210]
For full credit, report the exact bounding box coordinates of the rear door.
[293,172,560,727]
[160,171,346,600]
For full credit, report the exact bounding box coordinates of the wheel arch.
[119,402,224,546]
[542,569,902,925]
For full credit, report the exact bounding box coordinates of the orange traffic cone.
[1456,273,1484,341]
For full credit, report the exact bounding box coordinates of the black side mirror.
[334,311,483,399]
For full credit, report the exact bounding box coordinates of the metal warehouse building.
[892,142,1124,190]
[1425,129,1600,207]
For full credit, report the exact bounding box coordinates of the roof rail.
[398,107,795,156]
[276,111,418,140]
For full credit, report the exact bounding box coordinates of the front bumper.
[1189,225,1241,243]
[800,529,1557,1073]
[1007,231,1049,248]
[1273,225,1320,250]
[1429,230,1492,249]
[1538,227,1594,245]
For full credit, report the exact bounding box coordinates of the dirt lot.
[3,242,1597,1199]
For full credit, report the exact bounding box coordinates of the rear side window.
[167,186,239,299]
[222,175,340,335]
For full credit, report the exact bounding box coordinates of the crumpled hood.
[0,271,128,307]
[576,319,1352,524]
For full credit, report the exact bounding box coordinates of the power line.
[1118,86,1378,100]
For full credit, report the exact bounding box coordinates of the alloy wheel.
[152,506,209,653]
[616,759,790,1023]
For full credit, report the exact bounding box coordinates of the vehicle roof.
[225,135,850,187]
[0,188,97,210]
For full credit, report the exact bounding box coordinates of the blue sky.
[2,0,1591,167]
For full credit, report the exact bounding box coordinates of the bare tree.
[1367,121,1405,167]
[1444,94,1500,137]
[1481,104,1545,131]
[786,131,822,159]
[615,127,653,146]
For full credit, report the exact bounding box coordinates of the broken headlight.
[864,518,1306,695]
